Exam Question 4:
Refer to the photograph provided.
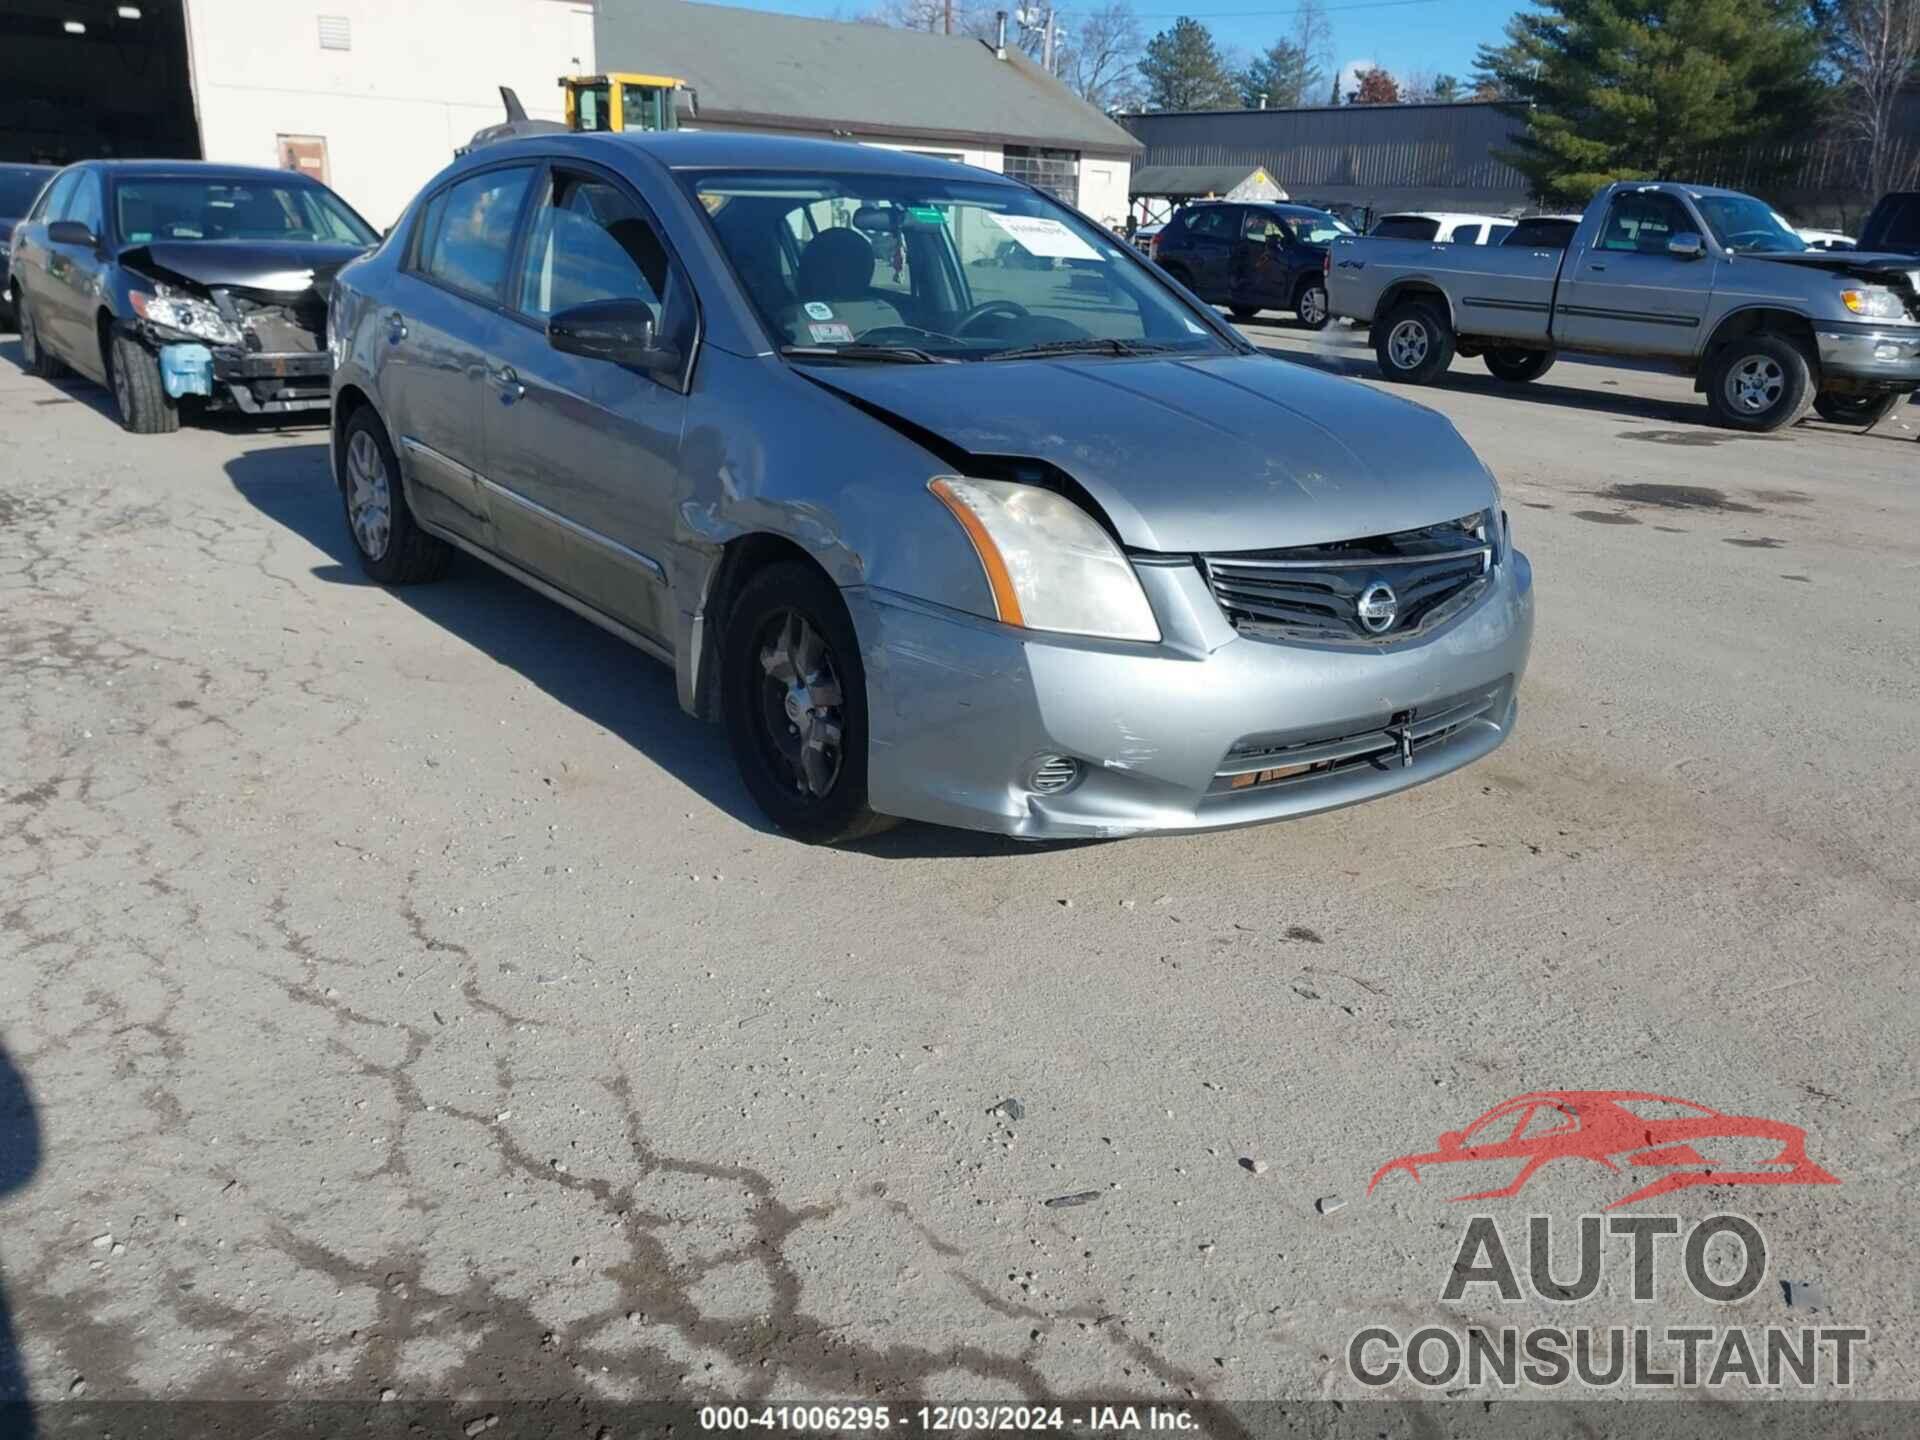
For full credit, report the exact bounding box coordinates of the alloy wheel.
[345,429,393,561]
[1388,318,1429,370]
[1725,355,1785,415]
[1300,286,1327,326]
[755,609,845,800]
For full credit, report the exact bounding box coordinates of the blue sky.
[695,0,1524,97]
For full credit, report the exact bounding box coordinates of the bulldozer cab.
[564,74,686,134]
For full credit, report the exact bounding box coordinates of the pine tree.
[1139,16,1239,109]
[1475,0,1828,206]
[1239,39,1322,108]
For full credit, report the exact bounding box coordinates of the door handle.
[1588,263,1607,273]
[490,365,524,401]
[385,310,407,342]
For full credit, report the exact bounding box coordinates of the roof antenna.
[500,86,528,123]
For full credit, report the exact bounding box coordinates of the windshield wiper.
[781,344,954,364]
[982,337,1188,361]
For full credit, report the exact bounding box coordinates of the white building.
[3,0,1137,229]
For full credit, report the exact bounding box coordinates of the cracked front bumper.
[1814,322,1920,384]
[851,551,1533,839]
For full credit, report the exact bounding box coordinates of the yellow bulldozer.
[460,74,696,155]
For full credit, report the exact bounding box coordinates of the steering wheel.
[1723,229,1783,251]
[857,323,966,346]
[955,300,1030,336]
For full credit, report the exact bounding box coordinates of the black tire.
[1484,348,1556,383]
[1228,304,1260,322]
[108,331,180,434]
[722,561,892,845]
[1294,279,1331,331]
[1374,298,1455,384]
[340,407,452,585]
[17,289,64,379]
[1813,390,1905,426]
[1704,334,1812,433]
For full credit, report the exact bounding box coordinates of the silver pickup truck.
[1327,180,1920,431]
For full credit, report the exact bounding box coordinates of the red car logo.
[1368,1090,1839,1210]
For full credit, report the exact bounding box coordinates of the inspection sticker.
[808,322,856,344]
[984,212,1101,261]
[804,301,835,320]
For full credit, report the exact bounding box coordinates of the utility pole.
[1041,5,1055,71]
[944,0,951,35]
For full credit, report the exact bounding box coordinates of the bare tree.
[1825,0,1920,195]
[1291,0,1334,91]
[1064,1,1146,108]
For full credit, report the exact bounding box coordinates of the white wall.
[1077,158,1131,230]
[184,0,594,228]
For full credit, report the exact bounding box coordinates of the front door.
[47,169,110,373]
[1230,209,1295,310]
[382,162,539,548]
[482,163,692,645]
[1554,189,1716,358]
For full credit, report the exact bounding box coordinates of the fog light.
[1875,343,1901,361]
[1029,754,1081,795]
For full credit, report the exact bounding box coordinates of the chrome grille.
[1201,512,1494,644]
[1209,680,1510,796]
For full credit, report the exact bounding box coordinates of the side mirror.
[548,298,680,377]
[1668,232,1706,259]
[47,219,98,248]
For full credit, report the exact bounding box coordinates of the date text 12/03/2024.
[698,1405,1200,1431]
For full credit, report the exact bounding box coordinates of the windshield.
[0,170,51,217]
[686,169,1232,362]
[112,177,377,246]
[1694,193,1806,254]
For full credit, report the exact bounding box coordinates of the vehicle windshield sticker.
[804,301,834,321]
[808,321,856,344]
[984,212,1102,261]
[908,206,946,226]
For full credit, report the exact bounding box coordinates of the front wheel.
[1294,280,1330,331]
[1375,299,1455,384]
[1705,335,1812,433]
[722,562,892,845]
[1813,390,1906,427]
[108,332,180,434]
[1228,304,1260,322]
[1483,348,1555,384]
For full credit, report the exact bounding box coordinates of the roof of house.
[595,1,1142,158]
[1131,165,1279,198]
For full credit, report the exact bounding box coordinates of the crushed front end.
[127,278,333,414]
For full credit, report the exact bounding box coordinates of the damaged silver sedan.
[329,132,1533,842]
[9,160,375,433]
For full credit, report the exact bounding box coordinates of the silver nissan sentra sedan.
[328,132,1533,843]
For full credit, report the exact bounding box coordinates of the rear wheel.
[1484,348,1555,383]
[722,561,892,845]
[1294,279,1330,330]
[1375,299,1454,384]
[1813,389,1905,426]
[18,290,64,379]
[340,407,452,584]
[1705,334,1811,433]
[1228,304,1260,322]
[108,332,180,434]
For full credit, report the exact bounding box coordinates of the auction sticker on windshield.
[985,212,1101,261]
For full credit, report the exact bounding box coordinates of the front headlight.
[129,286,243,345]
[928,476,1160,643]
[1841,286,1909,321]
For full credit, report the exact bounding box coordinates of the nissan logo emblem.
[1357,581,1398,634]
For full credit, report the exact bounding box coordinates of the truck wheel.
[108,332,180,434]
[1705,335,1811,432]
[1228,304,1260,321]
[1376,300,1454,384]
[1294,279,1330,331]
[1484,348,1555,383]
[1812,390,1905,426]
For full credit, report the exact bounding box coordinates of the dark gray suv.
[329,132,1533,843]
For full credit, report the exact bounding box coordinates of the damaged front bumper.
[851,552,1533,840]
[144,328,333,412]
[1814,320,1920,385]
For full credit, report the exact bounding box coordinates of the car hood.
[808,352,1497,552]
[1744,248,1920,277]
[118,239,367,294]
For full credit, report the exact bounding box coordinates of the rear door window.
[417,165,536,303]
[1371,216,1439,241]
[1186,207,1236,239]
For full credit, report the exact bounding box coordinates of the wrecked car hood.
[810,352,1496,553]
[119,240,367,294]
[1743,249,1920,278]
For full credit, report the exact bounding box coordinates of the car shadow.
[224,443,1082,859]
[0,1045,41,1438]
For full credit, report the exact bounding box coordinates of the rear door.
[1178,205,1237,300]
[1554,189,1715,357]
[11,168,78,352]
[482,162,694,645]
[382,162,538,549]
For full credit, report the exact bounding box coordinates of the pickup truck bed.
[1328,180,1920,431]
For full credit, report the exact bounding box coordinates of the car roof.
[61,158,336,186]
[456,129,1022,185]
[1378,211,1510,223]
[1,163,56,177]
